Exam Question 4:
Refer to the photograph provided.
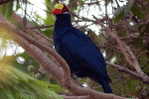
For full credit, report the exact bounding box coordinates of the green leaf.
[113,7,125,23]
[131,4,144,19]
[0,65,64,99]
[43,0,55,37]
[0,1,14,19]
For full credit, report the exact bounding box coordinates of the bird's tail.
[107,77,112,83]
[99,79,113,93]
[107,74,112,83]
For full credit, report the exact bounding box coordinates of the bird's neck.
[55,14,72,29]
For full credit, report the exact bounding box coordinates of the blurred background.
[0,0,149,99]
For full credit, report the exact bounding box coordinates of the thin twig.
[25,25,54,30]
[107,62,149,84]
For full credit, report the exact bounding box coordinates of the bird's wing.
[61,29,107,75]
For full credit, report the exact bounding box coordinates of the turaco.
[52,3,112,93]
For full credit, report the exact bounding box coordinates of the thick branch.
[12,13,52,46]
[0,14,127,99]
[63,95,90,99]
[11,13,149,84]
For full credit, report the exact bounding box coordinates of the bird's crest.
[54,3,64,10]
[52,3,69,15]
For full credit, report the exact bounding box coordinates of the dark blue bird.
[52,3,112,93]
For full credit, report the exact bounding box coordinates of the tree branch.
[105,28,148,77]
[63,95,90,99]
[0,0,11,5]
[11,13,149,84]
[107,62,149,84]
[0,14,127,99]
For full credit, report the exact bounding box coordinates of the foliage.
[43,0,55,37]
[0,0,149,99]
[0,62,63,99]
[0,1,13,19]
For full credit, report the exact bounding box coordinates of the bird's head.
[52,3,69,15]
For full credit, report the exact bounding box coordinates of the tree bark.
[0,14,127,99]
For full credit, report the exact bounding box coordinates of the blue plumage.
[53,14,112,93]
